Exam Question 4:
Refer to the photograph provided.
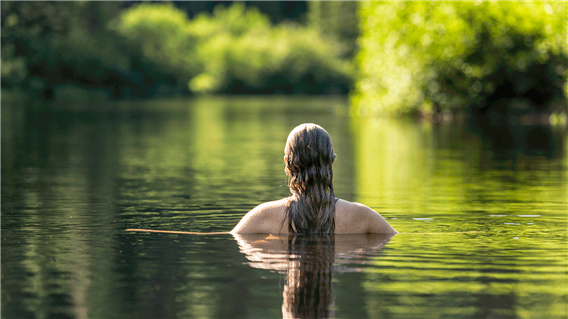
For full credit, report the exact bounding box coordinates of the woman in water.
[232,123,396,235]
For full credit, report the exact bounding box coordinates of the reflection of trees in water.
[283,236,335,319]
[465,118,565,162]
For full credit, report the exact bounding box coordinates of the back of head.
[284,124,336,235]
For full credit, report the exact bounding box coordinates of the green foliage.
[2,2,351,98]
[1,2,82,88]
[113,3,200,91]
[1,2,184,98]
[353,2,567,116]
[308,1,359,59]
[114,3,353,94]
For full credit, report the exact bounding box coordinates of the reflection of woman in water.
[234,233,394,319]
[232,123,397,235]
[282,235,335,319]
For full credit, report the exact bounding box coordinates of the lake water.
[2,96,567,319]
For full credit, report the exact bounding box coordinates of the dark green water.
[2,96,567,319]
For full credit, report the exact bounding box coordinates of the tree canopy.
[352,2,567,117]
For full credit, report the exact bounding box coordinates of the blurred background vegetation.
[1,1,355,98]
[2,1,566,121]
[353,1,567,121]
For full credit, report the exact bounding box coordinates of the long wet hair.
[284,124,336,235]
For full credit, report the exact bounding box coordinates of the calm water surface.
[2,96,567,319]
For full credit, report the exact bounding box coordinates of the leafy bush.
[2,2,353,98]
[113,3,200,94]
[1,2,184,98]
[352,2,567,116]
[115,3,353,95]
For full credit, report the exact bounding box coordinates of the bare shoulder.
[335,199,397,234]
[230,198,288,234]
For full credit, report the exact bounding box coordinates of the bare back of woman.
[231,123,396,235]
[230,198,396,234]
